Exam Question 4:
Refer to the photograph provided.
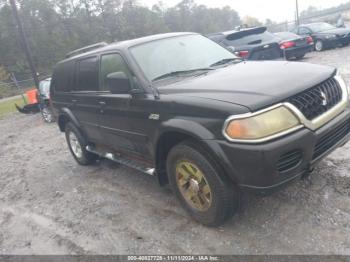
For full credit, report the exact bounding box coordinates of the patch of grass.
[0,96,27,117]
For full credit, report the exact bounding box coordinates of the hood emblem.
[320,91,328,106]
[263,45,270,49]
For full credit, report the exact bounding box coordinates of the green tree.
[0,65,9,81]
[242,15,262,27]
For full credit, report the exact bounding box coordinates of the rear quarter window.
[76,56,99,91]
[51,61,75,93]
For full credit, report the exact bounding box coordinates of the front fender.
[153,118,240,184]
[157,118,216,141]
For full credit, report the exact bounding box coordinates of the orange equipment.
[26,89,38,104]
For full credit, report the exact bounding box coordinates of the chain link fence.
[0,74,50,99]
[267,5,350,32]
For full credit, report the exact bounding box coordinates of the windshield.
[308,23,336,32]
[130,34,236,81]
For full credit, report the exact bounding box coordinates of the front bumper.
[206,108,350,195]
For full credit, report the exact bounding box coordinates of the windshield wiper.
[210,58,243,67]
[152,68,214,82]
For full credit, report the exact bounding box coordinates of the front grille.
[287,77,342,120]
[313,119,350,160]
[277,150,303,172]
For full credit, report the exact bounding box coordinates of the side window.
[51,61,75,93]
[76,57,99,91]
[100,53,132,91]
[299,27,311,35]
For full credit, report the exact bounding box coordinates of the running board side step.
[86,145,155,176]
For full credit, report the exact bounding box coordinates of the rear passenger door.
[70,56,102,143]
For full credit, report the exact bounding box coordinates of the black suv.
[51,33,350,226]
[207,27,283,60]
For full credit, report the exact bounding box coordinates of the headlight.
[224,106,301,142]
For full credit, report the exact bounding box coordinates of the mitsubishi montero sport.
[51,33,350,226]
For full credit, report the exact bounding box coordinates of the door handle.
[99,101,106,113]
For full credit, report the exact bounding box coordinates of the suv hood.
[158,61,335,111]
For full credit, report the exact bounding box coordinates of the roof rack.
[65,42,108,58]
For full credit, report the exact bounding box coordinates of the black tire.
[65,122,98,165]
[41,106,55,123]
[315,40,324,52]
[167,141,240,226]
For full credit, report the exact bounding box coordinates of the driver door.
[97,53,147,157]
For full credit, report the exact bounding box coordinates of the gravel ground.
[1,46,350,255]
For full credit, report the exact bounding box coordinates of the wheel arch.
[154,119,236,186]
[58,107,81,132]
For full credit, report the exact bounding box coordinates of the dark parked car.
[207,27,283,60]
[51,33,350,226]
[274,31,314,60]
[294,22,350,51]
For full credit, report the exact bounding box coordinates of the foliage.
[241,15,262,28]
[0,65,10,81]
[0,0,245,80]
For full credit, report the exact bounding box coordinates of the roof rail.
[65,42,108,58]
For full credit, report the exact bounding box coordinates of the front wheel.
[315,40,324,51]
[167,141,240,226]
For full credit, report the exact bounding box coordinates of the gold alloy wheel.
[175,161,212,211]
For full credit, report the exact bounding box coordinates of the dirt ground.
[1,46,350,255]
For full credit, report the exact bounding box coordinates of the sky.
[141,0,349,22]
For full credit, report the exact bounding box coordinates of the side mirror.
[106,72,131,94]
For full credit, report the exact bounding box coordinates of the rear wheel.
[65,122,98,165]
[315,40,324,52]
[167,141,240,226]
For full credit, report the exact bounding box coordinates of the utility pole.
[296,0,300,26]
[9,0,40,89]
